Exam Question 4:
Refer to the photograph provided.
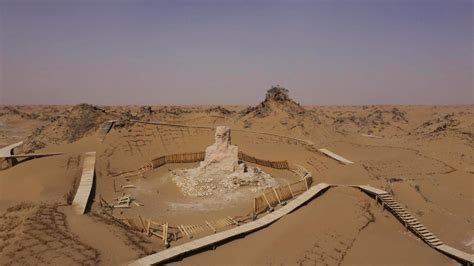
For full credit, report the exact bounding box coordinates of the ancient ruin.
[172,126,277,197]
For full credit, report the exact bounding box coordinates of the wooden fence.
[141,151,290,171]
[253,175,313,217]
[145,152,206,169]
[238,152,289,169]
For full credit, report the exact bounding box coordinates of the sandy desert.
[0,87,472,265]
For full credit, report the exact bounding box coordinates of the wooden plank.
[272,188,281,204]
[435,244,474,265]
[205,221,216,233]
[1,152,64,159]
[177,225,187,238]
[318,148,354,164]
[98,120,116,141]
[358,185,388,195]
[360,133,383,139]
[72,152,96,215]
[146,219,151,236]
[138,216,146,232]
[164,223,169,247]
[131,183,331,266]
[0,141,23,157]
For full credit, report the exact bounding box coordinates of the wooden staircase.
[359,185,473,265]
[376,193,444,247]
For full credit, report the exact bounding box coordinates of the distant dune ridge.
[3,87,472,153]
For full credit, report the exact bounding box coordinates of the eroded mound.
[21,104,117,152]
[240,86,305,118]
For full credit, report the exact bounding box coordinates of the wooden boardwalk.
[1,150,64,169]
[0,141,23,157]
[97,120,116,141]
[130,183,472,265]
[318,148,354,164]
[130,183,331,266]
[435,244,474,265]
[357,185,473,265]
[1,152,64,159]
[72,152,96,215]
[360,133,383,139]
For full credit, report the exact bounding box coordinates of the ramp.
[1,152,64,159]
[435,244,473,264]
[0,141,23,156]
[97,120,116,141]
[72,152,96,214]
[130,183,331,266]
[318,148,354,164]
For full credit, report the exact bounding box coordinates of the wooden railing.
[238,152,289,169]
[253,176,312,217]
[140,151,290,172]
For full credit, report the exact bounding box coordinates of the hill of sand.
[0,87,472,265]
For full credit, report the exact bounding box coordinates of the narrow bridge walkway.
[0,141,23,157]
[72,152,97,215]
[97,120,117,141]
[131,183,473,265]
[130,183,331,266]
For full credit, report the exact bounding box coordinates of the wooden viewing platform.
[130,183,331,266]
[72,152,97,215]
[318,148,354,164]
[358,184,473,265]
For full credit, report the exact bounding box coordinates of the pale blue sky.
[0,0,472,105]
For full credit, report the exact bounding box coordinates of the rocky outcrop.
[240,86,305,118]
[20,104,117,152]
[199,126,239,173]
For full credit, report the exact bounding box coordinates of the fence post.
[272,188,282,204]
[287,183,295,198]
[262,193,273,212]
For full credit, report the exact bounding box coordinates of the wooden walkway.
[72,152,96,215]
[318,148,354,164]
[130,183,331,266]
[1,150,64,169]
[360,133,383,139]
[357,185,473,265]
[0,141,23,157]
[97,120,116,141]
[1,152,64,159]
[130,183,472,265]
[435,244,474,265]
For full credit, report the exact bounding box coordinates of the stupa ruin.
[172,126,277,197]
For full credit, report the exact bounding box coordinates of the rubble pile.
[172,126,277,197]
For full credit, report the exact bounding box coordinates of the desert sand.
[0,87,473,265]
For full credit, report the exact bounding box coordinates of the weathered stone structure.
[172,126,277,197]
